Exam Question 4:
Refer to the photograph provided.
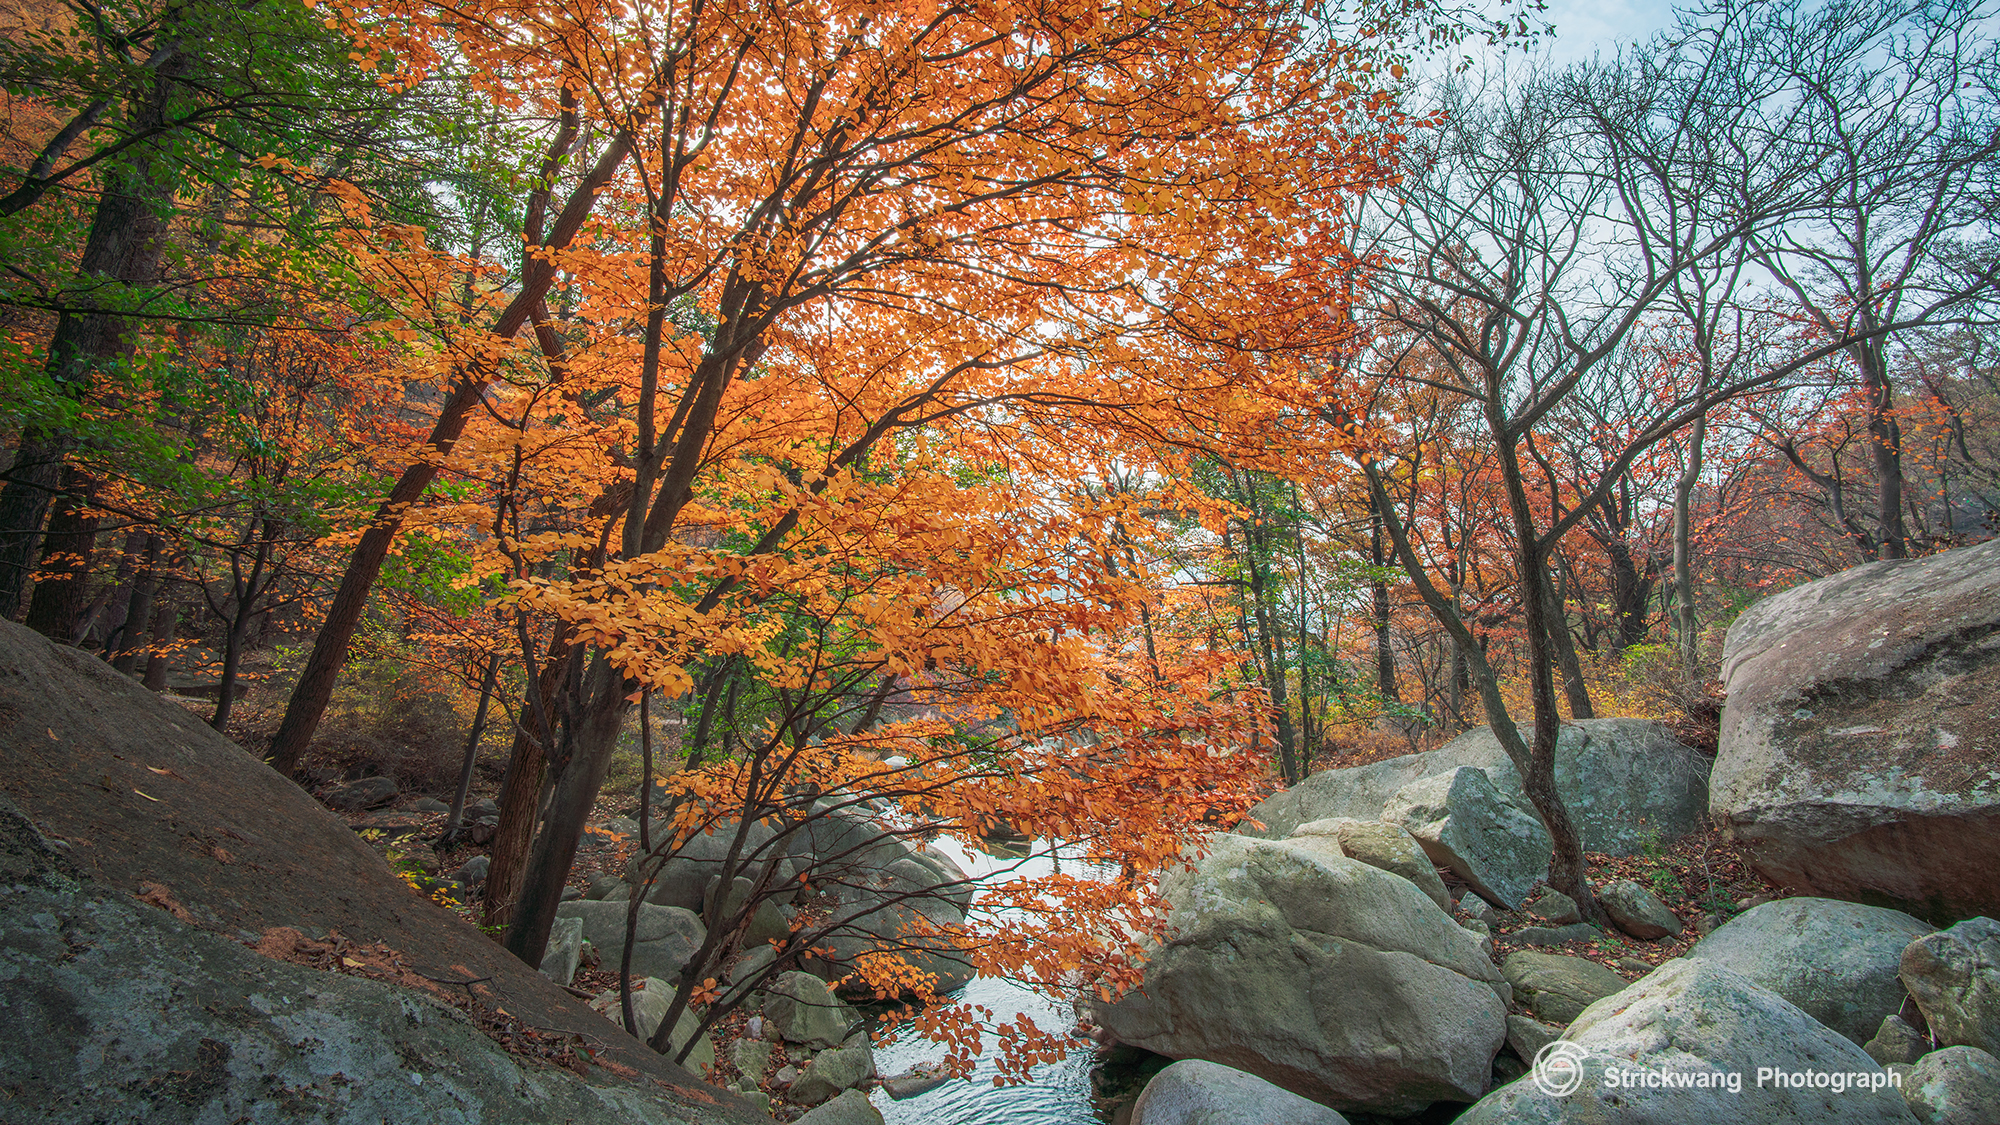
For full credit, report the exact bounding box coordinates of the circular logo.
[1532,1040,1593,1097]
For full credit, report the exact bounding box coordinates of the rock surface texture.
[1243,718,1710,857]
[1287,817,1453,912]
[1457,959,1918,1124]
[0,620,762,1123]
[1901,1046,2000,1125]
[1902,917,2000,1053]
[1686,897,1935,1044]
[1383,767,1551,910]
[1131,1059,1351,1125]
[1711,538,2000,923]
[1501,951,1631,1025]
[1098,833,1507,1115]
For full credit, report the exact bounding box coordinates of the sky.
[1535,0,1679,64]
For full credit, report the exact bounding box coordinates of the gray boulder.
[1902,1046,2000,1125]
[539,915,585,987]
[1524,888,1582,926]
[556,899,706,982]
[0,863,732,1124]
[1710,538,2000,923]
[762,971,860,1049]
[1505,1014,1562,1063]
[1132,1059,1350,1125]
[326,776,399,811]
[1868,1015,1933,1066]
[794,1089,886,1125]
[1902,917,2000,1053]
[1242,754,1441,839]
[1098,834,1507,1115]
[1289,817,1453,912]
[1600,879,1683,940]
[587,979,715,1076]
[1384,767,1550,910]
[1687,898,1935,1044]
[1513,923,1603,947]
[1458,958,1918,1124]
[1242,719,1709,857]
[790,1044,876,1106]
[1502,952,1631,1025]
[809,887,975,998]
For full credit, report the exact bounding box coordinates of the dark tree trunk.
[1369,508,1399,700]
[111,534,164,673]
[141,598,174,690]
[23,469,101,641]
[0,52,190,617]
[504,653,632,968]
[442,651,503,846]
[480,634,575,932]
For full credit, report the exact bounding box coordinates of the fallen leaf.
[46,728,57,740]
[136,882,193,923]
[341,956,366,968]
[133,789,159,802]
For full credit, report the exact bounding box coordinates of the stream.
[863,837,1166,1124]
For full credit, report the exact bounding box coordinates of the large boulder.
[1242,719,1710,857]
[1502,951,1632,1025]
[1458,958,1918,1124]
[1902,917,2000,1053]
[0,619,760,1121]
[1901,1046,2000,1125]
[1425,718,1714,855]
[762,970,861,1049]
[1383,767,1551,910]
[555,899,706,982]
[1132,1059,1350,1125]
[1241,754,1440,839]
[1686,898,1935,1044]
[1711,538,2000,924]
[1098,834,1507,1116]
[1288,817,1453,912]
[0,798,745,1125]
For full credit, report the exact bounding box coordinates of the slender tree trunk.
[1673,413,1707,672]
[1545,561,1595,720]
[443,651,503,846]
[111,535,163,673]
[1369,509,1399,701]
[1491,437,1600,923]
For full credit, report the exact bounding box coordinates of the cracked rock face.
[1711,538,2000,924]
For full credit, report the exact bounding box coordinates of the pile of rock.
[1241,717,1709,919]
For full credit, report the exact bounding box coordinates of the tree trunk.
[141,599,174,690]
[480,634,575,931]
[1545,561,1595,720]
[1673,413,1707,672]
[1862,353,1909,559]
[110,535,163,674]
[263,121,640,778]
[444,651,503,845]
[23,469,100,641]
[504,653,632,968]
[0,53,189,618]
[1369,508,1399,701]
